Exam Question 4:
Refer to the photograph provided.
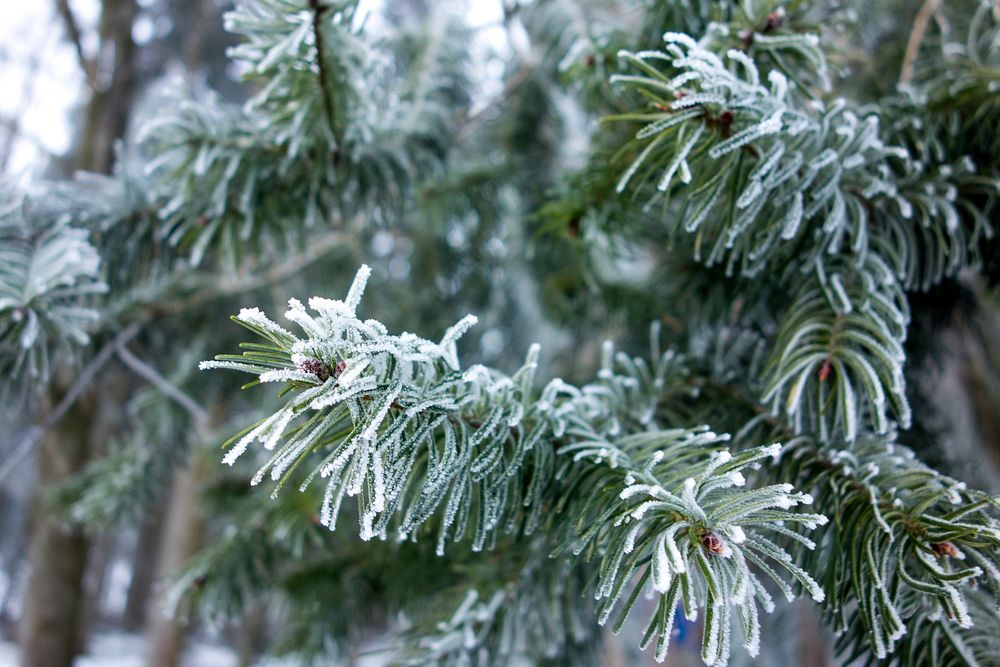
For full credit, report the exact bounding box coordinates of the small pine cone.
[764,11,784,32]
[701,530,725,555]
[930,541,958,558]
[297,357,332,382]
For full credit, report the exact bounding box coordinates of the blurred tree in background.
[1,1,1000,666]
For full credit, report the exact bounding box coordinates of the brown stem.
[308,0,340,146]
[900,0,942,84]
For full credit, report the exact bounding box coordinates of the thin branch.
[155,228,350,317]
[54,0,96,86]
[308,0,340,146]
[900,0,942,84]
[116,345,209,428]
[0,323,142,483]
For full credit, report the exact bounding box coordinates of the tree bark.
[17,2,140,661]
[18,386,93,667]
[76,0,139,174]
[79,533,115,648]
[796,603,829,667]
[122,506,166,631]
[79,368,131,645]
[236,604,267,667]
[182,0,210,71]
[145,457,208,667]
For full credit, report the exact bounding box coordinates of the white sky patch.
[0,0,510,179]
[466,0,512,118]
[0,0,98,178]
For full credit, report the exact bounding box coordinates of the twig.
[0,323,142,483]
[116,345,209,428]
[308,0,340,145]
[900,0,942,84]
[156,228,349,316]
[54,0,96,86]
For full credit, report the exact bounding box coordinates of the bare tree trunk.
[236,604,267,667]
[145,457,208,667]
[18,386,93,667]
[81,533,115,637]
[122,506,166,631]
[17,2,140,662]
[183,0,210,71]
[959,301,1000,469]
[78,369,131,647]
[796,603,829,667]
[76,0,139,174]
[600,629,627,667]
[0,484,31,635]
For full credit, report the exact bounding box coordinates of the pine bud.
[701,530,725,555]
[818,359,832,382]
[930,541,958,558]
[718,111,734,138]
[297,357,333,382]
[763,11,783,32]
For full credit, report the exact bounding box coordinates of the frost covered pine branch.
[203,265,835,665]
[0,210,108,382]
[774,435,1000,660]
[200,264,506,543]
[603,28,999,447]
[558,433,826,666]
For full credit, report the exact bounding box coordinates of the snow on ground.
[0,632,310,667]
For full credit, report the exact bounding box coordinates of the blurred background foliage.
[0,0,999,666]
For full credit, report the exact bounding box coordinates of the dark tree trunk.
[122,506,166,631]
[183,0,210,71]
[78,369,131,644]
[796,603,830,667]
[18,2,139,662]
[236,604,267,667]
[146,458,208,667]
[18,385,93,667]
[76,0,139,174]
[81,533,115,638]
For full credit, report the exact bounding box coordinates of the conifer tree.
[4,0,1000,665]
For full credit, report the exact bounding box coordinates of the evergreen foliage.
[6,0,1000,665]
[0,186,106,383]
